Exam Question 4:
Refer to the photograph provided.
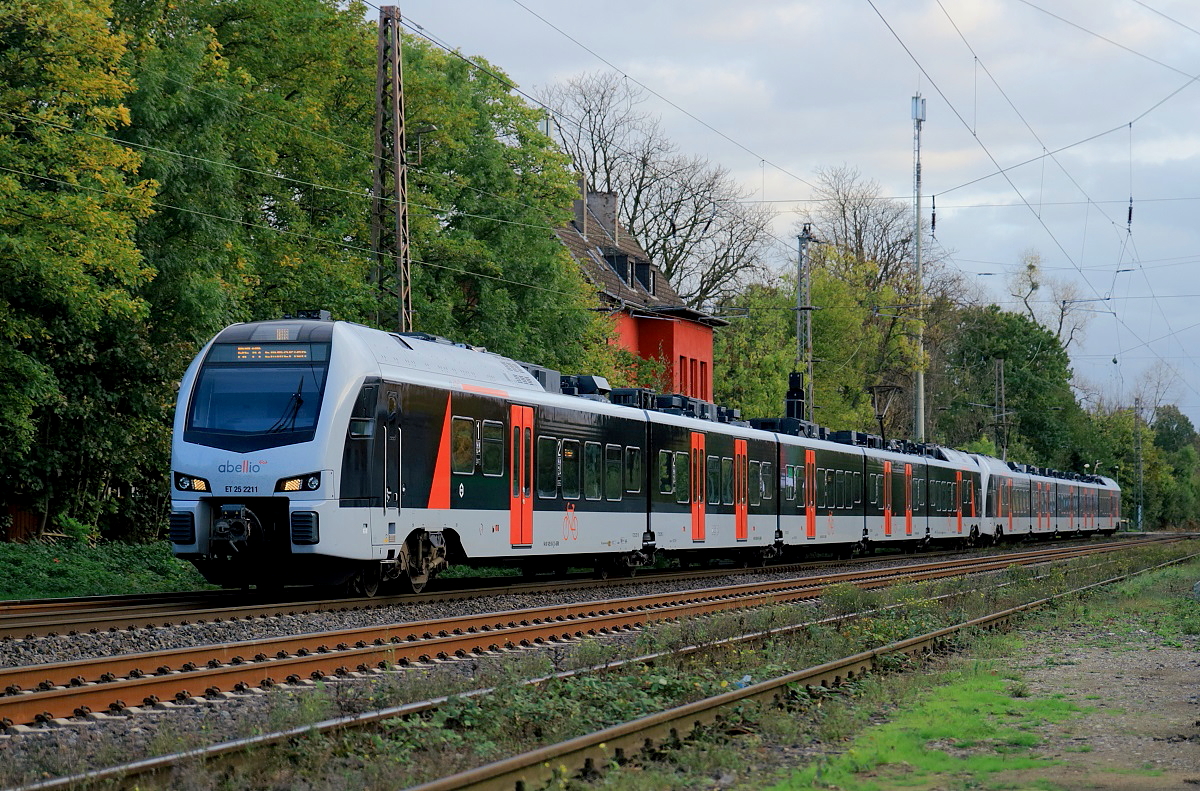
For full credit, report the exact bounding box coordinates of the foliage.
[1,0,617,538]
[0,540,210,599]
[0,0,163,537]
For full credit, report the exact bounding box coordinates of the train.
[169,316,1122,595]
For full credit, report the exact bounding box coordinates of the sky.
[395,0,1200,424]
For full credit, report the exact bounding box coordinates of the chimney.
[574,178,589,240]
[589,191,620,245]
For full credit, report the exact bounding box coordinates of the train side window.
[624,447,643,493]
[835,470,845,509]
[605,444,623,501]
[561,440,581,499]
[853,471,862,504]
[784,465,796,501]
[536,436,558,498]
[762,462,774,500]
[348,418,372,438]
[749,461,762,506]
[481,421,504,476]
[706,456,720,505]
[674,451,690,505]
[451,417,475,474]
[657,450,674,495]
[825,469,834,508]
[721,457,734,505]
[584,442,602,500]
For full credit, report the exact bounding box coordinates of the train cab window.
[674,451,690,504]
[721,457,734,505]
[706,456,720,505]
[481,421,504,476]
[762,462,774,500]
[624,447,643,493]
[451,417,475,474]
[605,444,623,501]
[657,450,674,495]
[749,461,762,506]
[561,440,581,499]
[584,442,602,500]
[536,437,558,498]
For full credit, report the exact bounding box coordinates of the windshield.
[184,343,330,452]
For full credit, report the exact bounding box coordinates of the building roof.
[556,188,726,327]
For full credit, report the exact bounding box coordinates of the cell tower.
[912,93,926,442]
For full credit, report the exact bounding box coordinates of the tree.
[797,166,970,439]
[541,71,774,308]
[936,306,1077,466]
[1006,249,1090,350]
[1153,404,1197,454]
[0,0,158,535]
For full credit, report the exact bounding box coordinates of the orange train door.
[734,439,748,541]
[690,432,706,542]
[882,461,893,536]
[955,470,963,534]
[805,449,817,539]
[509,405,533,547]
[904,463,913,535]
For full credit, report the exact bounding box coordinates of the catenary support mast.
[372,6,412,332]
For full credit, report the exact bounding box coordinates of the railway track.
[10,539,1193,791]
[0,539,1160,729]
[0,536,1164,640]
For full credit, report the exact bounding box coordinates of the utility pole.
[1134,397,1144,530]
[795,225,816,423]
[912,94,926,442]
[371,6,412,332]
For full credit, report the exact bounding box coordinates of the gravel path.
[999,626,1200,788]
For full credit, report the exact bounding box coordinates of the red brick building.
[556,187,725,400]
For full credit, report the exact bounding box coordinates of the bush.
[0,540,211,599]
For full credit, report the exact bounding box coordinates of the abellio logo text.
[218,460,263,474]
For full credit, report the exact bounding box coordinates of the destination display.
[206,343,329,363]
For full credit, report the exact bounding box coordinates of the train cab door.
[509,405,533,548]
[690,432,706,542]
[734,439,748,541]
[385,389,401,512]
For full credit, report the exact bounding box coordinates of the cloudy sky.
[398,0,1200,423]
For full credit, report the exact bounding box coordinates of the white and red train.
[169,318,1122,594]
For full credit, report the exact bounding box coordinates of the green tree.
[0,0,159,535]
[936,306,1077,466]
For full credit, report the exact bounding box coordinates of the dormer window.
[635,260,655,295]
[604,252,632,284]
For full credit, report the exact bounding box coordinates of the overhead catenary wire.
[865,0,1200,405]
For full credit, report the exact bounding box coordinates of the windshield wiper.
[267,377,305,434]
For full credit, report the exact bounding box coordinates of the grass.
[771,661,1083,790]
[0,539,211,599]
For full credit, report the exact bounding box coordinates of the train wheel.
[348,562,381,598]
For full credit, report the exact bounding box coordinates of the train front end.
[168,318,364,588]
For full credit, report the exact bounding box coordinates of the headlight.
[174,473,210,492]
[276,472,322,492]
